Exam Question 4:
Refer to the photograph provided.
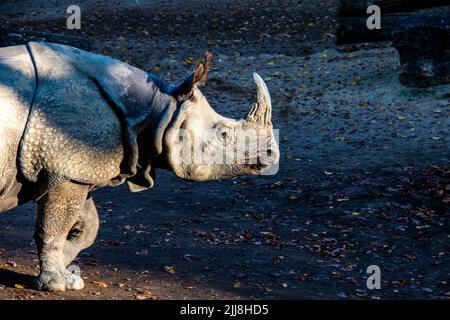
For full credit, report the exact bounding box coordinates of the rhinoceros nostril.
[267,149,272,157]
[257,156,272,168]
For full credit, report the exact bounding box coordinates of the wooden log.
[337,5,450,87]
[0,29,90,50]
[337,7,450,45]
[339,0,450,16]
[392,12,450,87]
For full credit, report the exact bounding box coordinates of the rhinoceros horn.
[246,73,272,127]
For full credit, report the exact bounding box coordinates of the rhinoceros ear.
[172,51,213,101]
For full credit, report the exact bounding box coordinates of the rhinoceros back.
[0,45,35,197]
[19,42,126,190]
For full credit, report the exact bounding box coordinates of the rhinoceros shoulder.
[19,42,129,190]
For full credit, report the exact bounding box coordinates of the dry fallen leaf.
[135,290,154,300]
[164,266,176,274]
[92,280,108,288]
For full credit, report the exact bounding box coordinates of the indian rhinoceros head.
[162,53,279,181]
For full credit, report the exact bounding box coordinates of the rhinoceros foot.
[34,269,85,292]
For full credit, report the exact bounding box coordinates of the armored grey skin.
[0,42,279,291]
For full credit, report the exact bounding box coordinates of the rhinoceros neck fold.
[124,76,178,192]
[141,76,177,128]
[138,76,178,156]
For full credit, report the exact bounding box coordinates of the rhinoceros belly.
[0,45,35,208]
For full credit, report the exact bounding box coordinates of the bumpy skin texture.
[34,181,89,291]
[22,42,139,190]
[0,45,35,211]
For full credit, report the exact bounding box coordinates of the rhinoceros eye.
[217,126,232,145]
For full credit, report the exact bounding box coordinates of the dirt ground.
[0,0,449,300]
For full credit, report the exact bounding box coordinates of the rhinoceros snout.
[246,146,279,175]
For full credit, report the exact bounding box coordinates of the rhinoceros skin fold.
[20,42,179,197]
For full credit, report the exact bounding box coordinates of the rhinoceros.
[0,42,279,291]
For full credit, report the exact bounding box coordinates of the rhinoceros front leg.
[34,181,89,292]
[63,196,100,267]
